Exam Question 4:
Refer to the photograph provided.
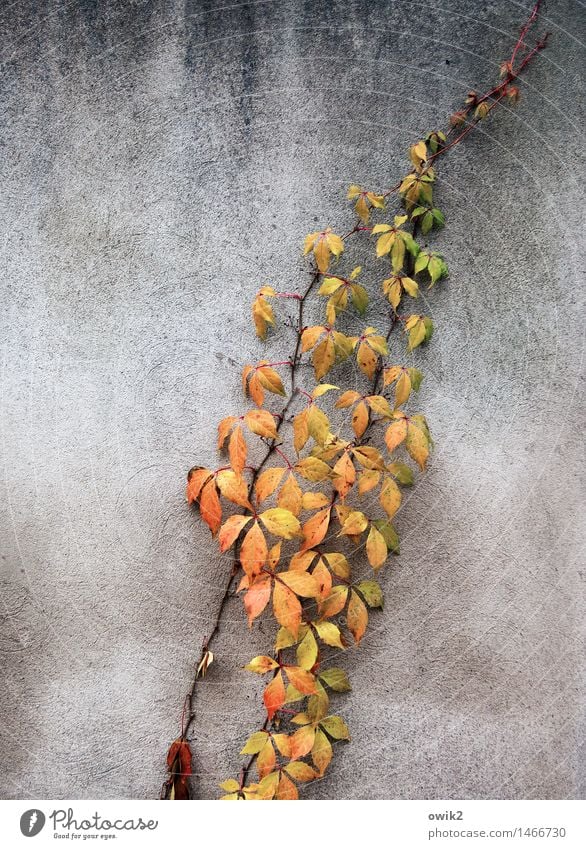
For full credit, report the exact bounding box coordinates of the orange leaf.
[199,480,222,535]
[240,520,267,579]
[319,585,349,618]
[263,670,286,720]
[332,452,355,499]
[229,425,247,475]
[278,570,320,598]
[276,771,298,800]
[216,470,252,509]
[245,409,278,439]
[301,508,331,551]
[273,580,302,637]
[352,400,369,438]
[284,666,317,694]
[243,574,272,625]
[254,467,286,504]
[277,472,303,516]
[219,514,252,552]
[312,557,332,601]
[290,725,316,760]
[218,415,237,449]
[186,468,212,504]
[385,418,408,453]
[347,589,368,643]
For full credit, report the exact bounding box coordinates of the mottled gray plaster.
[0,0,584,801]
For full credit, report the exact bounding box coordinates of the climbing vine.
[162,2,548,801]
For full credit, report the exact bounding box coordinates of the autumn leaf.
[273,580,303,637]
[312,728,333,775]
[295,457,331,483]
[245,409,279,440]
[278,570,320,598]
[380,475,402,519]
[252,286,276,339]
[186,467,212,505]
[216,470,252,509]
[219,514,252,552]
[404,314,434,351]
[243,574,272,625]
[284,665,317,694]
[301,508,332,551]
[254,467,285,505]
[303,228,344,272]
[347,185,385,223]
[166,739,192,800]
[290,725,316,760]
[199,479,222,535]
[332,451,356,499]
[366,524,387,569]
[347,589,368,643]
[259,507,301,539]
[296,628,318,670]
[263,671,286,720]
[228,425,247,475]
[240,520,268,578]
[320,715,350,741]
[277,472,303,516]
[245,655,279,674]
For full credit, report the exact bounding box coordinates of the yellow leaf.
[366,395,393,418]
[380,476,402,519]
[347,589,368,643]
[314,620,344,648]
[366,524,387,569]
[256,739,276,779]
[293,408,309,453]
[313,335,335,380]
[357,340,378,379]
[289,725,316,761]
[395,370,411,406]
[301,491,330,510]
[245,655,279,674]
[352,400,369,438]
[301,325,325,352]
[312,728,333,776]
[307,404,330,446]
[339,510,368,536]
[406,421,430,470]
[259,507,301,539]
[296,628,318,670]
[217,415,237,449]
[257,366,286,396]
[358,469,381,495]
[295,456,331,482]
[323,552,351,579]
[278,570,320,598]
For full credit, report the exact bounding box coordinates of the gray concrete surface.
[0,0,584,801]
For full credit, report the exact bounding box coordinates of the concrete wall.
[0,0,583,800]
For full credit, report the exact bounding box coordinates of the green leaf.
[387,462,414,486]
[356,580,384,609]
[421,211,433,235]
[320,715,350,740]
[319,667,352,692]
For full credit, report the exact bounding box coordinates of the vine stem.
[162,0,547,799]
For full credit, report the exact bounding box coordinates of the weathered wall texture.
[0,0,583,800]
